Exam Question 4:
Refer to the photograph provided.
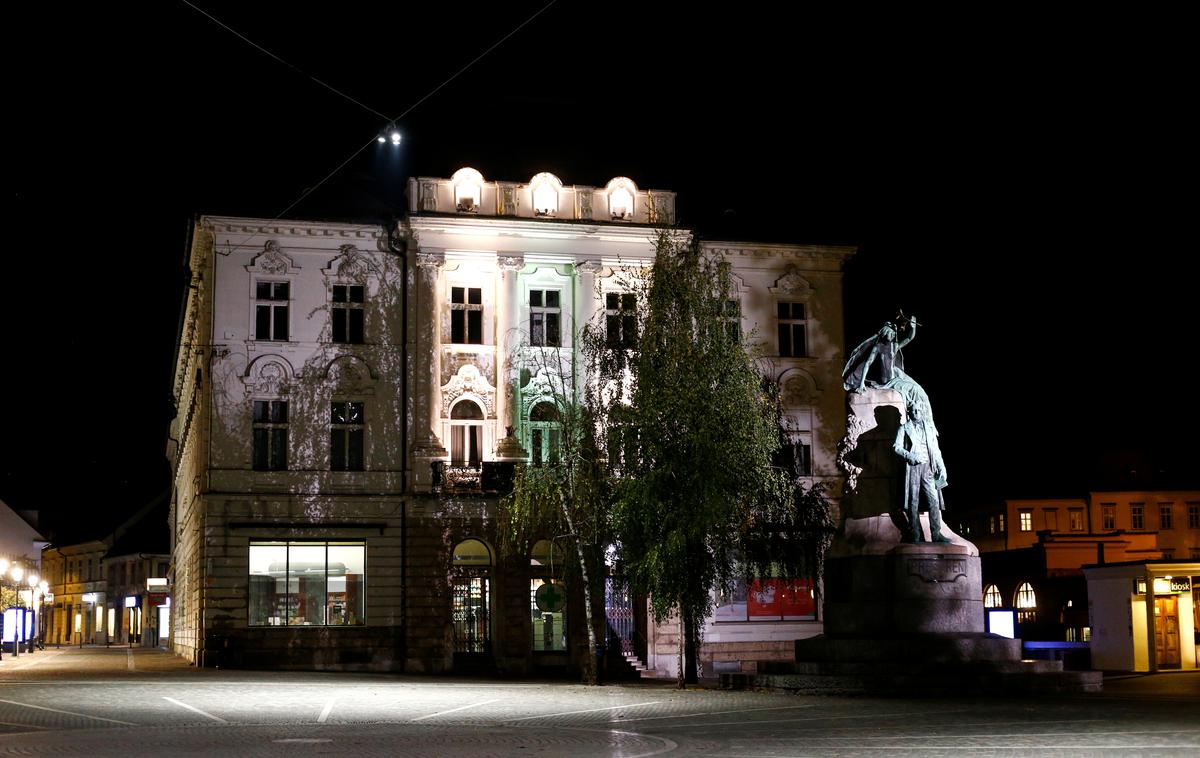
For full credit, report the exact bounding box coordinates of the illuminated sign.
[987,610,1016,639]
[124,596,137,608]
[1133,576,1191,595]
[146,577,168,588]
[2,609,19,642]
[82,593,98,603]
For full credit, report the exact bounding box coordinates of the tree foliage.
[610,229,787,686]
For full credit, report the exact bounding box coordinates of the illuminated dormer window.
[529,172,562,217]
[605,177,637,220]
[452,167,484,213]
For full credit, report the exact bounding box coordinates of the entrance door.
[452,577,490,655]
[1154,595,1181,667]
[605,577,634,656]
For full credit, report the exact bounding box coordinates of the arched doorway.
[451,539,492,664]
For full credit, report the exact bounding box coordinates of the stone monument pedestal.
[746,388,1101,695]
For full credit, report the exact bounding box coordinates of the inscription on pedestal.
[906,558,966,584]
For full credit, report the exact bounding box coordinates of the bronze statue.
[893,400,949,543]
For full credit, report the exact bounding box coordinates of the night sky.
[5,3,1193,539]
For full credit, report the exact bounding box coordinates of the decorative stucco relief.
[441,364,496,418]
[323,244,378,282]
[245,240,300,275]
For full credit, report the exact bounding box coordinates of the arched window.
[529,172,562,217]
[451,539,491,655]
[452,167,484,213]
[528,402,561,467]
[605,177,637,220]
[983,584,1002,608]
[529,539,566,652]
[450,400,484,466]
[1015,581,1037,623]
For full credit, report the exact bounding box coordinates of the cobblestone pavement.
[0,647,1197,756]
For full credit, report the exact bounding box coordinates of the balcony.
[432,461,516,496]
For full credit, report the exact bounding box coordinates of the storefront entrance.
[1154,595,1181,668]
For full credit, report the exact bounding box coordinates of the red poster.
[779,579,815,618]
[747,579,780,617]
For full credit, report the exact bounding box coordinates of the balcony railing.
[432,461,515,495]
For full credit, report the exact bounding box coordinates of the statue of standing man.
[893,400,949,543]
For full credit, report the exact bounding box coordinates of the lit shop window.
[714,578,816,622]
[248,542,365,627]
[451,539,491,655]
[530,539,566,652]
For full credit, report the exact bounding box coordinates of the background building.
[168,168,853,675]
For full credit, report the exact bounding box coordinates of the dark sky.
[4,3,1193,537]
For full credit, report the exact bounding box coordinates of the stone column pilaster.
[495,255,527,461]
[573,260,602,399]
[412,249,447,490]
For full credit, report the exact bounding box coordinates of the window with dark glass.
[255,281,290,341]
[248,541,366,627]
[1131,502,1145,530]
[450,400,484,466]
[529,402,561,467]
[777,302,807,357]
[1188,502,1199,529]
[1159,503,1173,530]
[451,286,483,344]
[332,285,365,344]
[330,401,365,471]
[776,433,813,477]
[252,400,288,471]
[605,293,638,349]
[529,290,561,347]
[720,299,741,343]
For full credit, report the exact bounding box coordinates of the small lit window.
[983,584,1002,608]
[1019,510,1033,532]
[1069,509,1085,531]
[998,513,1006,532]
[1015,581,1037,623]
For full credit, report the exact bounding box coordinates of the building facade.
[169,168,853,674]
[967,491,1200,647]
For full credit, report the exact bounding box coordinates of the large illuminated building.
[167,169,854,674]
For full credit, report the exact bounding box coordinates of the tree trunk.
[561,500,599,685]
[683,605,699,684]
[676,612,685,689]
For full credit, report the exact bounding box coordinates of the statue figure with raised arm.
[842,312,917,393]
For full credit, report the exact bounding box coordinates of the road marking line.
[318,698,336,723]
[507,701,663,722]
[274,739,333,744]
[0,720,48,730]
[0,698,137,726]
[163,696,227,723]
[127,650,135,671]
[411,698,502,721]
[613,703,819,723]
[648,708,972,731]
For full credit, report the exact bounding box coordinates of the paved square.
[1,647,1197,756]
